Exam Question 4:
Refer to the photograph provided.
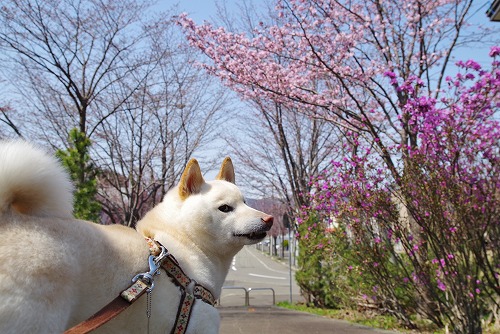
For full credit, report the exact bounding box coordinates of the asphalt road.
[218,246,398,334]
[219,245,302,306]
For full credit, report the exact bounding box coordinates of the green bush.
[295,213,357,309]
[295,211,419,324]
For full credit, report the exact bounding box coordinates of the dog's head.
[173,157,273,255]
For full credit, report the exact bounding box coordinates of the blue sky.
[169,0,499,65]
[177,1,219,21]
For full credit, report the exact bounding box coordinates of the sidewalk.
[219,306,399,334]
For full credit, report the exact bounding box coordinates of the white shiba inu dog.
[0,140,273,334]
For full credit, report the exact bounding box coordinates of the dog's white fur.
[0,140,273,334]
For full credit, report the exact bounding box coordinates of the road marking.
[249,273,286,280]
[244,246,289,274]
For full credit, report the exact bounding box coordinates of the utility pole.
[284,213,293,303]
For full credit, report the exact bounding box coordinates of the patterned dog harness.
[144,238,216,334]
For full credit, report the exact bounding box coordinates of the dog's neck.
[150,231,235,299]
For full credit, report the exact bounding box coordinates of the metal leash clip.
[132,246,168,292]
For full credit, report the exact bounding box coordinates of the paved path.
[218,246,398,333]
[219,306,398,334]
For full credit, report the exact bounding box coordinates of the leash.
[64,238,215,334]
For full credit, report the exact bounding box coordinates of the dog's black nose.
[262,215,273,228]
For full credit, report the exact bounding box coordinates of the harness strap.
[161,255,216,306]
[147,237,215,306]
[149,238,215,334]
[171,292,195,334]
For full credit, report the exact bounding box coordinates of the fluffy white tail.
[0,140,74,218]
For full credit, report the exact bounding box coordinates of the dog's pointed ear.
[179,158,205,200]
[216,157,235,184]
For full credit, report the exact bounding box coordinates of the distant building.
[487,0,500,21]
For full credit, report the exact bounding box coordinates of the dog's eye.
[218,205,234,213]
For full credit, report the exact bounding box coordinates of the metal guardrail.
[219,286,249,306]
[247,287,275,305]
[218,286,276,306]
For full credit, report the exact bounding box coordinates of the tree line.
[0,0,227,227]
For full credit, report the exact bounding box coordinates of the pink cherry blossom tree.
[179,0,497,185]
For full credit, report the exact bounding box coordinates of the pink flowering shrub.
[303,51,500,332]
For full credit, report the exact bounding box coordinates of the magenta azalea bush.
[301,50,500,332]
